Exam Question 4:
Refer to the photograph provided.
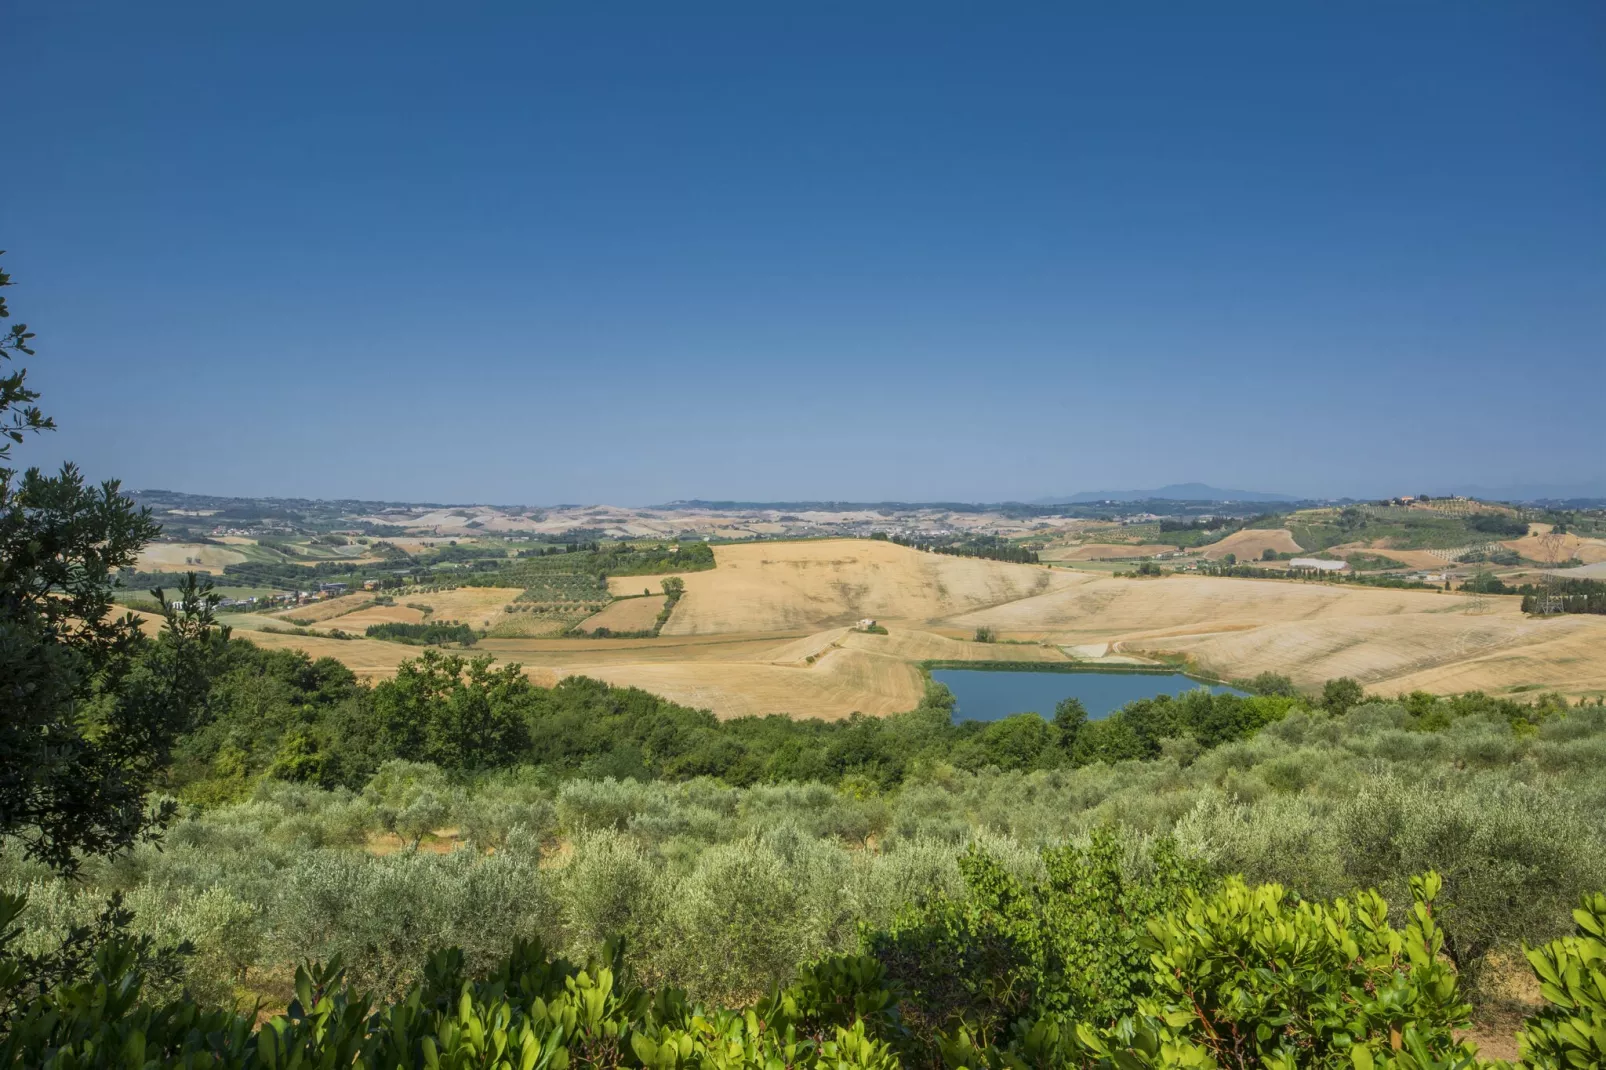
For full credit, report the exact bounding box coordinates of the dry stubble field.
[236,539,1606,717]
[576,595,667,634]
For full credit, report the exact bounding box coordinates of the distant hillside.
[1037,483,1299,504]
[1439,480,1606,503]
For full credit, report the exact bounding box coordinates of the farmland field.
[1197,527,1303,560]
[239,537,1606,717]
[136,542,248,572]
[276,586,525,634]
[577,594,667,634]
[1042,542,1177,560]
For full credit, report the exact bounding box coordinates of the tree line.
[875,531,1040,564]
[365,621,480,646]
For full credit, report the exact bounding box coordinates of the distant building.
[1289,557,1349,572]
[856,618,877,630]
[319,582,348,595]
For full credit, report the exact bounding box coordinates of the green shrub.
[1516,891,1606,1068]
[365,620,478,646]
[869,829,1207,1053]
[0,873,1602,1068]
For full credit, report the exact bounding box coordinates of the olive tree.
[0,254,225,876]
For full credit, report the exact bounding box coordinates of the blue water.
[932,669,1245,723]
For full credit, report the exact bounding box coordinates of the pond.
[931,667,1245,723]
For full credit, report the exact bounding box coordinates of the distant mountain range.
[1034,483,1300,504]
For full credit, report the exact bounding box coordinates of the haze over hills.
[1034,483,1301,504]
[1439,480,1606,503]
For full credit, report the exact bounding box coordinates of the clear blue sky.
[7,3,1603,504]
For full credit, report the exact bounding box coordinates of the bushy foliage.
[64,697,1599,1009]
[1516,892,1606,1068]
[365,621,479,646]
[870,830,1208,1053]
[0,255,228,876]
[3,871,1600,1067]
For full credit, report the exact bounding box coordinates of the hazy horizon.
[8,4,1603,502]
[126,478,1606,510]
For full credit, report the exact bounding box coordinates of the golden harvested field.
[269,587,522,633]
[271,592,376,622]
[237,630,423,678]
[406,587,524,628]
[476,627,1068,718]
[315,603,427,630]
[1350,548,1456,569]
[1045,542,1178,561]
[947,571,1447,640]
[608,575,686,597]
[1199,528,1303,560]
[1501,532,1606,564]
[578,595,666,634]
[137,543,247,572]
[238,538,1606,717]
[660,540,1072,635]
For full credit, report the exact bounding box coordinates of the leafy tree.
[950,714,1060,773]
[1321,676,1366,714]
[0,255,225,876]
[973,626,995,643]
[1052,696,1088,749]
[368,650,532,771]
[1245,671,1298,697]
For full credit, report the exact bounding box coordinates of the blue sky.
[7,3,1603,504]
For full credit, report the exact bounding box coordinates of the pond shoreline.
[920,657,1233,686]
[925,660,1246,723]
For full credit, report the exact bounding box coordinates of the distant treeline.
[1198,562,1437,589]
[462,541,715,589]
[516,542,602,557]
[1468,513,1532,537]
[877,532,1039,564]
[220,560,392,589]
[113,569,211,594]
[165,634,1570,802]
[365,621,479,646]
[1520,578,1606,615]
[659,499,1304,520]
[602,540,715,575]
[1159,516,1237,532]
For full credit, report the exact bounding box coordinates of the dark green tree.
[1245,671,1298,697]
[1321,676,1366,714]
[1052,696,1088,750]
[367,650,531,770]
[0,255,227,875]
